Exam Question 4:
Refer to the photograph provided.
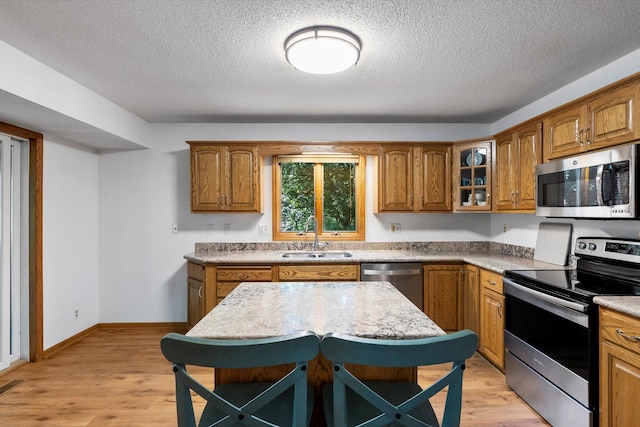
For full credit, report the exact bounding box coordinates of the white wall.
[43,138,99,349]
[96,123,493,322]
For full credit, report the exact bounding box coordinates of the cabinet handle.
[579,129,585,145]
[616,329,640,343]
[497,302,503,318]
[515,191,519,204]
[225,195,229,207]
[198,286,203,298]
[237,273,250,280]
[409,194,413,208]
[488,280,497,286]
[585,127,591,145]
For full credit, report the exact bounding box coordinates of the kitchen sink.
[282,251,352,259]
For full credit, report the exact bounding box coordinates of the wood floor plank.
[0,327,549,426]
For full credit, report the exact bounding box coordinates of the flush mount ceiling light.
[285,26,361,74]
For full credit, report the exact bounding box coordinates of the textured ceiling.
[1,0,640,124]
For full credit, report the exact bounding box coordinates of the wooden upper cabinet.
[189,143,262,213]
[588,83,640,150]
[226,146,261,211]
[376,144,452,212]
[190,145,224,211]
[452,140,492,212]
[416,145,452,211]
[378,145,414,211]
[544,82,640,161]
[494,122,542,212]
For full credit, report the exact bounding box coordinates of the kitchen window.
[273,154,365,241]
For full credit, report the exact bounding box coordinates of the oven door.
[504,278,594,427]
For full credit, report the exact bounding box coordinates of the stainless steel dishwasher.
[360,263,423,310]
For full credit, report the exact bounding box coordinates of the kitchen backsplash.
[194,241,535,259]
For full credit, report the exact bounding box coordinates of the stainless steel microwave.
[536,143,639,218]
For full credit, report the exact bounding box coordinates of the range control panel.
[575,237,640,264]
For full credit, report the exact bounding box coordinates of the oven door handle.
[503,278,590,328]
[503,278,588,312]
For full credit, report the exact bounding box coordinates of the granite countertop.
[184,249,566,275]
[594,296,640,318]
[187,281,445,340]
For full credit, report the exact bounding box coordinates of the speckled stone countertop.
[594,296,640,318]
[187,281,445,340]
[184,249,565,275]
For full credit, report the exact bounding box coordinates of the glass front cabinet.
[453,140,492,211]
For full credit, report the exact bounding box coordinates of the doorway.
[0,133,29,370]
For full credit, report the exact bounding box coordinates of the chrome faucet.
[304,215,319,251]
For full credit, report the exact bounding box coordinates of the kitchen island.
[187,280,446,425]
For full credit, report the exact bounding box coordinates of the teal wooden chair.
[320,330,478,427]
[160,331,320,427]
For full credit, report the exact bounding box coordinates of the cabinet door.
[416,145,452,211]
[600,341,640,427]
[494,133,515,210]
[378,146,414,211]
[513,122,542,211]
[187,278,205,329]
[423,265,463,332]
[588,83,640,151]
[191,145,224,211]
[463,264,480,337]
[226,145,261,212]
[543,105,587,161]
[479,287,505,370]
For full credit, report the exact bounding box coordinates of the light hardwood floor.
[0,326,549,426]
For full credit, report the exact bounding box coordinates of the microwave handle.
[596,164,605,206]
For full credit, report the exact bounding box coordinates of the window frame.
[272,154,366,242]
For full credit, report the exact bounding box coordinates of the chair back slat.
[161,330,319,368]
[321,330,477,367]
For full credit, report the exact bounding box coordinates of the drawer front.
[216,266,273,282]
[601,307,640,356]
[187,262,205,281]
[480,268,504,294]
[217,281,241,298]
[278,264,359,281]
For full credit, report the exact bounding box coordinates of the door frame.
[0,122,43,362]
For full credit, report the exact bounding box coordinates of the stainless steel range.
[504,237,640,427]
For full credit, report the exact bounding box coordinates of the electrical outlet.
[503,224,508,233]
[74,309,79,320]
[172,223,178,234]
[390,223,401,233]
[259,224,270,234]
[224,223,231,234]
[207,224,215,235]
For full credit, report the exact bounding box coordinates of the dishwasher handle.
[362,269,422,276]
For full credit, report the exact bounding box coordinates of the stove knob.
[588,243,597,251]
[577,242,587,250]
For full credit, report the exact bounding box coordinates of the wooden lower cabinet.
[186,262,215,329]
[478,268,505,370]
[423,264,463,332]
[215,265,275,305]
[600,307,640,427]
[463,264,480,337]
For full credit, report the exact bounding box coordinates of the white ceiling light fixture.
[285,26,361,75]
